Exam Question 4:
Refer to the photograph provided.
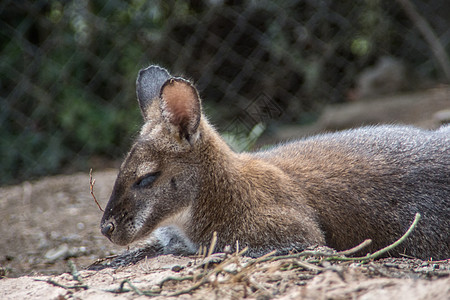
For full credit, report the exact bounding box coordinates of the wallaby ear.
[160,78,201,141]
[136,65,171,120]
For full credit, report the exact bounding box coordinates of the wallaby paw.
[88,243,164,270]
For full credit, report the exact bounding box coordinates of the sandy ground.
[0,169,449,299]
[0,255,449,300]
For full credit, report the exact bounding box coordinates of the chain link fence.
[1,0,449,186]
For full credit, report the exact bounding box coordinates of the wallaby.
[100,65,449,264]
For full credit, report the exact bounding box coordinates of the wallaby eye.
[135,172,161,188]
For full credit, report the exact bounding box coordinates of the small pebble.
[171,265,183,272]
[45,244,69,262]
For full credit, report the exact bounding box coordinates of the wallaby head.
[100,66,206,246]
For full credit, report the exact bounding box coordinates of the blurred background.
[1,0,450,186]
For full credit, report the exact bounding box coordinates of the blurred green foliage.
[0,0,447,185]
[1,0,148,184]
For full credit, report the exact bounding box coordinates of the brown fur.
[100,65,449,261]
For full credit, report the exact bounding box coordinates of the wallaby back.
[100,65,450,260]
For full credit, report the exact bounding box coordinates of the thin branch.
[105,279,161,296]
[338,239,372,256]
[324,212,421,262]
[68,260,83,284]
[396,0,450,82]
[292,260,325,272]
[426,259,450,264]
[160,245,251,297]
[97,213,422,298]
[258,213,420,264]
[119,280,143,295]
[203,231,218,271]
[34,278,88,290]
[361,213,421,260]
[89,168,104,212]
[164,278,207,297]
[159,275,196,289]
[34,261,89,290]
[207,231,218,258]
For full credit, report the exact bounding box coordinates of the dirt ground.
[0,169,449,300]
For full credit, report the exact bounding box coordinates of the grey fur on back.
[256,124,449,258]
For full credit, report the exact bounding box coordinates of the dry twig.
[396,0,450,82]
[89,168,104,212]
[338,239,372,256]
[35,261,88,290]
[99,213,422,298]
[68,260,84,285]
[34,278,88,290]
[339,212,421,262]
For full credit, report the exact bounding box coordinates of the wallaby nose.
[101,222,114,238]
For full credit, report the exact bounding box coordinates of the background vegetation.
[1,0,449,185]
